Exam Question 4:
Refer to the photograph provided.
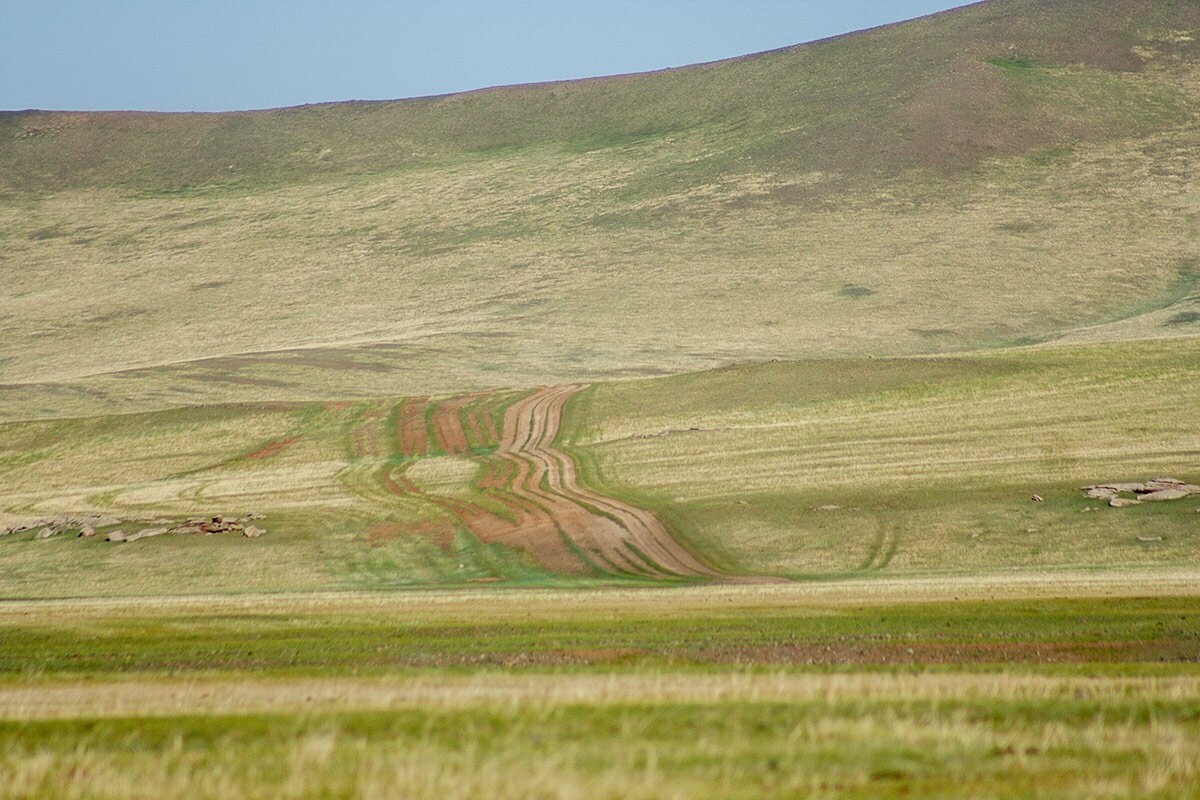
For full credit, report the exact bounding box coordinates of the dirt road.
[366,385,735,580]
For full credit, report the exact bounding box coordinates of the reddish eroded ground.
[351,425,379,459]
[395,397,429,457]
[368,520,455,550]
[244,435,303,460]
[430,394,479,455]
[493,386,725,580]
[367,385,757,581]
[366,522,405,548]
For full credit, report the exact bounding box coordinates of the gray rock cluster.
[3,513,267,542]
[1081,478,1200,508]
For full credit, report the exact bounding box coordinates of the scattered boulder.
[1141,489,1192,502]
[199,517,243,534]
[1137,536,1163,542]
[1031,495,1044,502]
[243,525,266,538]
[170,516,243,535]
[1085,477,1198,508]
[812,504,842,511]
[123,526,169,543]
[8,512,268,543]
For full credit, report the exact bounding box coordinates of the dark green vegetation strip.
[1,598,1195,677]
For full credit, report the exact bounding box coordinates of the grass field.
[1,584,1198,799]
[3,0,1200,795]
[1,338,1196,596]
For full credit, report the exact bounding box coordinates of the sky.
[1,1,969,112]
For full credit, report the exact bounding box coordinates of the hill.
[1,0,1199,419]
[4,4,1200,794]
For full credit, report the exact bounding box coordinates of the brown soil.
[351,424,380,459]
[244,435,302,460]
[350,401,392,459]
[367,522,404,548]
[362,385,777,582]
[395,397,428,457]
[430,395,477,455]
[493,385,726,580]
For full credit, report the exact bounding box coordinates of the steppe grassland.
[1,114,1198,418]
[2,675,1196,800]
[562,339,1200,576]
[0,585,1198,799]
[0,339,1196,596]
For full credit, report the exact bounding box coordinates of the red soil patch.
[363,386,772,582]
[368,519,455,550]
[350,401,394,458]
[245,435,302,460]
[367,522,404,548]
[395,397,429,457]
[431,395,476,455]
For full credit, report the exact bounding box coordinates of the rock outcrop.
[3,513,268,543]
[1083,477,1199,508]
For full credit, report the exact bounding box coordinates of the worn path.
[359,385,745,580]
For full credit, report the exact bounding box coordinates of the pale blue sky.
[1,1,970,112]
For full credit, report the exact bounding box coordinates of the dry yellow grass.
[2,115,1199,419]
[1,669,1198,799]
[2,671,1196,720]
[568,339,1200,576]
[1,338,1197,593]
[3,566,1198,623]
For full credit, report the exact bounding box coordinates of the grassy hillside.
[2,0,1200,416]
[2,0,1196,193]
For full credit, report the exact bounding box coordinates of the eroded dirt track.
[496,386,723,579]
[355,385,735,581]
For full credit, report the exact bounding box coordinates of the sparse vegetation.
[2,1,1200,417]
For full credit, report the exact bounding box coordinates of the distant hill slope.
[1,0,1199,417]
[2,0,1200,191]
[3,0,1197,192]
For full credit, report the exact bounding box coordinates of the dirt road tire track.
[498,386,724,580]
[360,386,773,582]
